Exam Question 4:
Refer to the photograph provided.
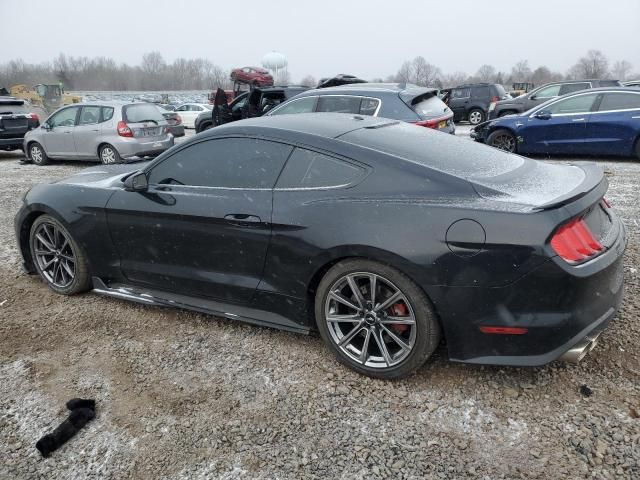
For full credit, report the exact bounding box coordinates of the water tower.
[261,51,288,84]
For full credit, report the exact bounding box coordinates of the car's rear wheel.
[29,142,49,166]
[487,129,517,153]
[315,259,440,379]
[468,109,485,125]
[99,144,121,164]
[29,215,91,295]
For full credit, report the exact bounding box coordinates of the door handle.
[224,213,261,224]
[572,118,585,122]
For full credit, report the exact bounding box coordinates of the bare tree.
[510,60,532,82]
[393,57,441,86]
[570,50,609,79]
[475,64,496,82]
[612,60,633,81]
[299,75,317,87]
[441,71,469,88]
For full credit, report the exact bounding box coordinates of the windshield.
[123,103,166,123]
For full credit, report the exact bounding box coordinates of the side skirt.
[91,277,310,335]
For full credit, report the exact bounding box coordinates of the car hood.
[55,161,151,188]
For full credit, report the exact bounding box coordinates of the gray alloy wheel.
[99,144,120,164]
[324,272,417,368]
[315,259,441,379]
[487,129,517,153]
[468,109,485,125]
[29,142,49,165]
[29,215,91,295]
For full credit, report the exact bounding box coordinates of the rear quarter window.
[471,86,490,98]
[598,92,640,111]
[558,83,591,95]
[276,148,365,189]
[123,104,165,123]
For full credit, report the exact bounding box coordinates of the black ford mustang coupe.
[15,113,626,378]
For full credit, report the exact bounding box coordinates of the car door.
[523,93,599,155]
[42,106,80,157]
[448,88,470,121]
[73,105,102,158]
[105,137,293,303]
[585,91,640,156]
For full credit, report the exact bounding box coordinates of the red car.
[230,67,274,87]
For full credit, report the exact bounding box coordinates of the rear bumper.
[168,125,185,137]
[430,219,627,366]
[0,137,25,149]
[115,136,174,159]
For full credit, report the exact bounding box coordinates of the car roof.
[563,87,638,94]
[197,112,397,140]
[0,96,25,105]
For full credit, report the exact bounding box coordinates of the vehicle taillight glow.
[491,96,499,103]
[479,326,528,335]
[176,114,182,124]
[550,217,603,264]
[117,121,133,137]
[412,114,452,129]
[27,113,39,122]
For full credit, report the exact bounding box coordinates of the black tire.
[29,142,49,166]
[29,215,91,295]
[487,128,517,153]
[315,259,441,379]
[635,137,640,161]
[199,121,213,132]
[99,144,121,164]
[468,108,485,125]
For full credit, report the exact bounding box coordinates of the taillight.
[117,121,133,137]
[412,114,452,129]
[491,96,499,103]
[550,217,603,264]
[27,113,39,122]
[176,114,182,124]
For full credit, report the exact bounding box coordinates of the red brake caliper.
[388,303,409,333]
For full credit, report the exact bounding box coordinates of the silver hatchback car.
[24,101,174,165]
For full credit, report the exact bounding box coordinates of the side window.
[359,98,380,116]
[176,105,187,112]
[49,107,78,127]
[559,83,591,95]
[79,106,101,125]
[147,138,292,189]
[471,86,490,98]
[101,107,114,122]
[547,94,598,114]
[598,93,640,111]
[276,148,365,189]
[316,96,362,114]
[451,88,470,99]
[270,96,317,115]
[533,84,561,99]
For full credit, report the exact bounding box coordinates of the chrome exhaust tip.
[558,331,602,364]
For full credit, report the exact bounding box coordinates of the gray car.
[24,101,174,165]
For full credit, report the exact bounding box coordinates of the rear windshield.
[0,103,29,115]
[411,95,450,119]
[341,121,524,180]
[123,103,166,123]
[494,84,507,97]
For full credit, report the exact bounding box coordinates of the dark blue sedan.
[471,87,640,159]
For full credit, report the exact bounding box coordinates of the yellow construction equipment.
[8,84,81,113]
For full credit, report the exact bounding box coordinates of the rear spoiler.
[398,86,438,106]
[534,163,606,210]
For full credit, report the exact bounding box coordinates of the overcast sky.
[6,0,640,80]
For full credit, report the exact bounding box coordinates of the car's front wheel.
[468,108,485,125]
[29,142,49,166]
[315,259,440,379]
[29,215,91,295]
[487,129,517,153]
[99,144,121,164]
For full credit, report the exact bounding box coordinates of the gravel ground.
[0,127,639,479]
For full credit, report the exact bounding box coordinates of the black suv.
[195,85,309,132]
[0,97,40,151]
[440,83,509,125]
[488,79,622,119]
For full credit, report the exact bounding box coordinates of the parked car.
[158,106,185,137]
[488,79,622,119]
[15,113,626,378]
[267,83,455,134]
[195,92,249,133]
[0,97,40,151]
[317,74,367,88]
[173,103,212,129]
[440,83,509,125]
[24,102,173,165]
[471,87,640,159]
[624,80,640,88]
[230,66,274,87]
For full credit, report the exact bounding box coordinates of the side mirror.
[534,110,551,120]
[529,95,537,101]
[123,171,148,192]
[42,122,51,130]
